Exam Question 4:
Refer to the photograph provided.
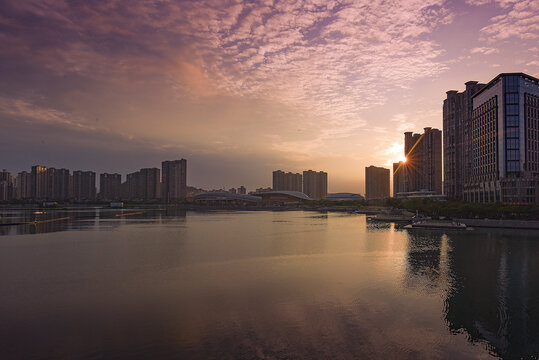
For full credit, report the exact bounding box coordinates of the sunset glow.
[1,0,538,193]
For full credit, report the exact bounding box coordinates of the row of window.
[503,76,520,92]
[506,160,520,172]
[524,93,539,107]
[472,164,496,176]
[505,104,519,115]
[505,93,519,104]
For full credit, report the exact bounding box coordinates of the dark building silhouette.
[126,168,161,201]
[16,171,31,200]
[303,170,327,200]
[29,165,71,201]
[72,171,96,202]
[463,73,539,204]
[272,170,302,192]
[31,165,48,200]
[443,81,486,199]
[99,173,122,201]
[365,165,390,199]
[161,159,187,201]
[394,128,442,196]
[0,169,15,201]
[47,168,70,201]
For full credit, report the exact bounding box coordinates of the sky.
[0,0,538,193]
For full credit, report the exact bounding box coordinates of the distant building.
[16,171,31,200]
[394,128,442,196]
[365,166,390,200]
[29,165,71,201]
[125,168,161,201]
[161,159,187,202]
[303,170,327,200]
[228,188,237,194]
[237,186,247,195]
[254,190,312,203]
[392,162,407,196]
[72,170,96,202]
[464,73,539,204]
[100,173,122,201]
[48,168,70,201]
[254,187,272,193]
[325,193,364,202]
[272,170,303,192]
[0,169,15,201]
[31,165,48,200]
[443,81,486,199]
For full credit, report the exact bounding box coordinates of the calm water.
[0,209,538,359]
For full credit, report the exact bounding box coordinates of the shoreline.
[2,204,539,229]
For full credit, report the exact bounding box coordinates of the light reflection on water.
[0,210,537,359]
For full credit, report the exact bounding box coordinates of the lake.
[0,209,537,359]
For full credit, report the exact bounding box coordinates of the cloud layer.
[1,0,538,192]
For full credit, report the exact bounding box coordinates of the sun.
[400,155,407,163]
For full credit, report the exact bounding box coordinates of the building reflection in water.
[0,208,187,236]
[405,229,539,359]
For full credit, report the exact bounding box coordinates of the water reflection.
[0,211,538,359]
[403,228,539,359]
[0,208,187,236]
[444,230,539,359]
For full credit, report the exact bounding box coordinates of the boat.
[404,220,473,231]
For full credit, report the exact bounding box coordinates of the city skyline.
[1,1,538,193]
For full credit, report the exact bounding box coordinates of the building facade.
[303,170,327,200]
[443,81,486,199]
[126,168,161,201]
[464,73,539,204]
[31,165,49,200]
[365,166,390,200]
[0,169,15,201]
[393,128,443,196]
[72,170,96,202]
[161,159,187,201]
[272,170,303,192]
[16,171,32,200]
[99,173,122,201]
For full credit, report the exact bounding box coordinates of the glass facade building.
[464,73,539,204]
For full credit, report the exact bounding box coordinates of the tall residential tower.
[443,81,486,199]
[365,166,390,200]
[162,159,187,201]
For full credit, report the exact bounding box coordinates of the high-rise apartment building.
[72,170,96,202]
[365,166,390,200]
[29,166,71,201]
[0,169,15,201]
[393,128,442,195]
[237,186,247,195]
[48,168,70,201]
[392,162,406,196]
[31,165,48,200]
[272,170,303,192]
[464,73,539,204]
[126,168,161,201]
[161,159,187,201]
[303,170,327,200]
[16,171,32,200]
[99,173,122,201]
[443,81,486,199]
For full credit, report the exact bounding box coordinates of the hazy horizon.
[1,0,538,193]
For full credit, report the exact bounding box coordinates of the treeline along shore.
[1,198,538,221]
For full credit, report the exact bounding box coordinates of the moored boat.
[404,220,473,231]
